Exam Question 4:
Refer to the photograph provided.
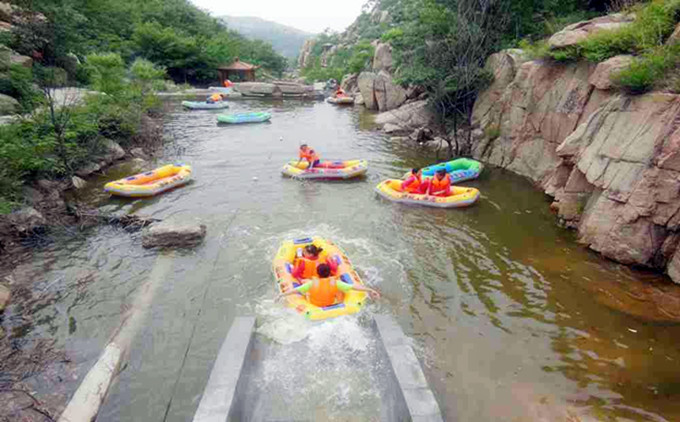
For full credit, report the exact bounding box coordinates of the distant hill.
[220,16,313,59]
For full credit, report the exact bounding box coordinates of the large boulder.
[588,55,634,90]
[340,73,358,94]
[275,82,314,97]
[0,2,12,22]
[10,52,32,68]
[75,162,101,177]
[372,42,393,73]
[233,82,281,97]
[298,39,316,68]
[142,220,207,248]
[548,13,635,49]
[358,72,378,109]
[100,139,126,163]
[358,71,408,112]
[374,100,434,132]
[0,93,19,115]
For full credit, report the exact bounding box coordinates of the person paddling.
[278,263,380,307]
[428,168,451,197]
[296,144,320,169]
[206,93,222,103]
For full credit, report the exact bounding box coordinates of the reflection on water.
[4,98,680,421]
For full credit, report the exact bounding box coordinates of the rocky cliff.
[470,24,680,282]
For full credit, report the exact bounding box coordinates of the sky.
[190,0,368,34]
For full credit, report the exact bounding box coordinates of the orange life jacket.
[430,174,451,194]
[307,277,339,307]
[402,174,422,193]
[299,148,319,162]
[295,256,320,279]
[209,93,222,102]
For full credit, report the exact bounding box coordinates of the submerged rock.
[142,220,206,248]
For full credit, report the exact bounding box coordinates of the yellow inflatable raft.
[375,179,480,208]
[104,163,192,197]
[282,159,368,179]
[273,236,367,321]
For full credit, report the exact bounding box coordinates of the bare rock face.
[298,39,316,68]
[472,47,680,281]
[589,55,634,90]
[471,49,529,131]
[373,42,393,73]
[142,220,206,248]
[548,14,635,49]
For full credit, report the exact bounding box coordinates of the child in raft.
[428,168,452,197]
[279,263,380,308]
[296,144,320,169]
[401,168,430,194]
[292,244,337,281]
[206,93,222,103]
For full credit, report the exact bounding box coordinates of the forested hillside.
[5,0,287,83]
[220,15,313,59]
[299,0,614,124]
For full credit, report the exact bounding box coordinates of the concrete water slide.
[193,316,444,422]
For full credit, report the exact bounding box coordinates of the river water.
[6,97,680,421]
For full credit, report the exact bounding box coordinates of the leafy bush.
[0,65,42,112]
[613,45,680,92]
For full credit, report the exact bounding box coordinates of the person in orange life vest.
[279,263,380,307]
[292,244,338,281]
[296,143,320,169]
[401,168,429,194]
[223,79,233,88]
[206,93,222,103]
[335,87,345,97]
[428,168,451,197]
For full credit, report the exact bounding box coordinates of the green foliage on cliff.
[8,0,288,83]
[528,0,680,93]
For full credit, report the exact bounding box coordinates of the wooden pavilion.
[217,58,259,84]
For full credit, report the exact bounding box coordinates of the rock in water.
[142,220,207,248]
[9,207,46,235]
[0,284,9,312]
[71,176,87,189]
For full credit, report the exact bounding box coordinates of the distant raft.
[420,158,483,183]
[327,95,354,105]
[375,179,479,208]
[181,101,229,110]
[273,236,367,321]
[104,164,192,197]
[282,159,368,179]
[217,112,272,124]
